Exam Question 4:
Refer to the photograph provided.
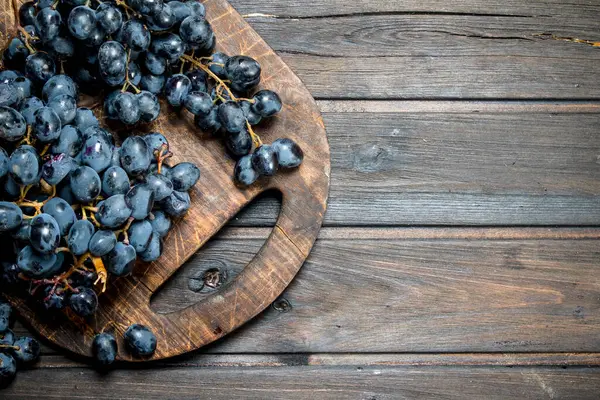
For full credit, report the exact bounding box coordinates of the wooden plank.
[3,365,600,399]
[234,110,600,226]
[213,6,600,99]
[230,0,600,19]
[30,352,600,368]
[143,227,600,353]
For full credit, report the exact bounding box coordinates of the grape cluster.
[0,300,41,387]
[10,0,304,186]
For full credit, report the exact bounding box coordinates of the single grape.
[43,74,78,102]
[19,2,37,26]
[48,94,77,125]
[121,19,151,52]
[225,56,261,93]
[137,91,160,123]
[68,287,98,317]
[127,220,153,253]
[140,74,165,94]
[120,136,151,176]
[149,210,171,238]
[95,194,132,228]
[143,132,169,157]
[11,336,40,364]
[0,202,23,232]
[167,162,199,191]
[89,230,117,257]
[179,16,213,48]
[70,166,101,202]
[165,74,191,107]
[184,91,212,116]
[252,90,282,118]
[29,213,61,254]
[19,96,44,125]
[103,241,136,276]
[41,153,76,186]
[143,52,167,75]
[98,41,127,81]
[1,263,21,286]
[0,353,16,386]
[123,324,156,357]
[125,184,155,220]
[251,145,279,176]
[32,106,62,143]
[95,3,123,35]
[0,106,26,141]
[9,145,41,185]
[144,173,173,201]
[35,8,62,42]
[11,76,33,105]
[233,154,259,186]
[272,138,304,168]
[218,101,246,133]
[114,92,140,125]
[3,38,30,70]
[225,127,253,157]
[68,219,95,256]
[17,245,58,278]
[102,166,130,197]
[147,3,175,31]
[42,197,77,236]
[81,132,113,173]
[68,6,96,40]
[194,106,221,133]
[160,190,190,217]
[150,33,185,62]
[51,125,83,157]
[74,107,99,132]
[92,333,118,366]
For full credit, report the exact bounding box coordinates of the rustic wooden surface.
[2,0,330,361]
[4,0,600,398]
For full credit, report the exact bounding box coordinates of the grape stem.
[180,54,239,101]
[154,143,172,174]
[0,345,19,351]
[122,50,141,94]
[246,121,263,148]
[114,217,134,245]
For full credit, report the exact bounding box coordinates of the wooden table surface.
[5,0,600,398]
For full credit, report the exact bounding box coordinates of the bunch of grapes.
[0,300,40,387]
[10,0,304,186]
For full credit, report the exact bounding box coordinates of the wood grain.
[231,109,600,226]
[3,365,600,399]
[133,227,600,353]
[1,0,330,361]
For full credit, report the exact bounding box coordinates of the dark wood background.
[5,0,600,398]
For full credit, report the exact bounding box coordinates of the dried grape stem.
[180,54,238,101]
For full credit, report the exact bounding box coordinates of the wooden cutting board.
[1,0,330,361]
